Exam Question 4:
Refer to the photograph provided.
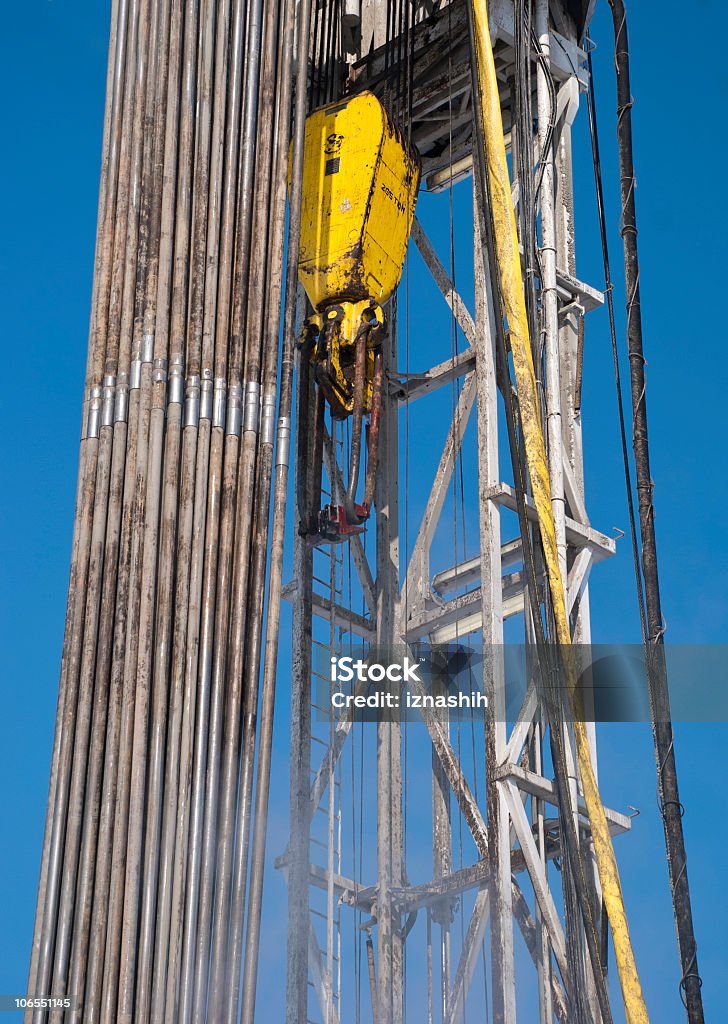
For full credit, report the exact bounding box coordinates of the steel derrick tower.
[284,3,621,1022]
[28,0,704,1022]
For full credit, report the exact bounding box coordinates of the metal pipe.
[82,398,138,1022]
[367,936,379,1024]
[176,0,234,1014]
[65,412,128,1024]
[375,310,403,1024]
[310,386,327,529]
[535,0,565,580]
[207,0,281,1008]
[189,432,240,1021]
[81,0,166,1013]
[345,325,368,521]
[25,3,127,984]
[362,347,383,511]
[162,68,219,1008]
[235,0,300,1006]
[130,0,194,1012]
[30,0,141,1014]
[99,0,173,1012]
[284,12,316,1021]
[534,4,593,1010]
[148,0,211,1015]
[99,387,149,1019]
[286,505,314,1024]
[31,449,100,1024]
[296,327,316,531]
[48,0,155,1010]
[174,417,223,1024]
[117,359,168,1024]
[89,0,134,388]
[47,422,114,1017]
[29,0,322,1016]
[222,232,279,1024]
[187,0,254,1010]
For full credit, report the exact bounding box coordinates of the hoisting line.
[468,2,649,1022]
[605,4,704,1019]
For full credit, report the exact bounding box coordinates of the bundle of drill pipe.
[27,0,305,1019]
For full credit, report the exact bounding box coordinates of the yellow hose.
[469,2,649,1021]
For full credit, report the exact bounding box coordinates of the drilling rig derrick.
[28,0,705,1021]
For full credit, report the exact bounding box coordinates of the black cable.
[323,0,338,103]
[513,0,539,347]
[316,0,328,106]
[529,23,558,363]
[401,3,404,118]
[384,0,395,107]
[408,0,415,138]
[603,4,705,1017]
[585,40,648,653]
[530,27,557,208]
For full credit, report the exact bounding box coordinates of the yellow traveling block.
[297,91,421,312]
[293,92,420,423]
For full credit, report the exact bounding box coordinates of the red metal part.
[308,502,370,545]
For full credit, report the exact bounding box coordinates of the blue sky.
[1,1,726,1020]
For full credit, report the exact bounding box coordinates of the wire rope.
[584,39,648,652]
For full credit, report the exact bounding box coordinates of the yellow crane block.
[297,90,421,312]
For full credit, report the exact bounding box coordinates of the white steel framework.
[281,2,632,1021]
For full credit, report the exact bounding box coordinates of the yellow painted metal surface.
[296,91,420,312]
[306,300,383,418]
[470,1,650,1022]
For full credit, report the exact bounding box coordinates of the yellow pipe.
[469,2,649,1021]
